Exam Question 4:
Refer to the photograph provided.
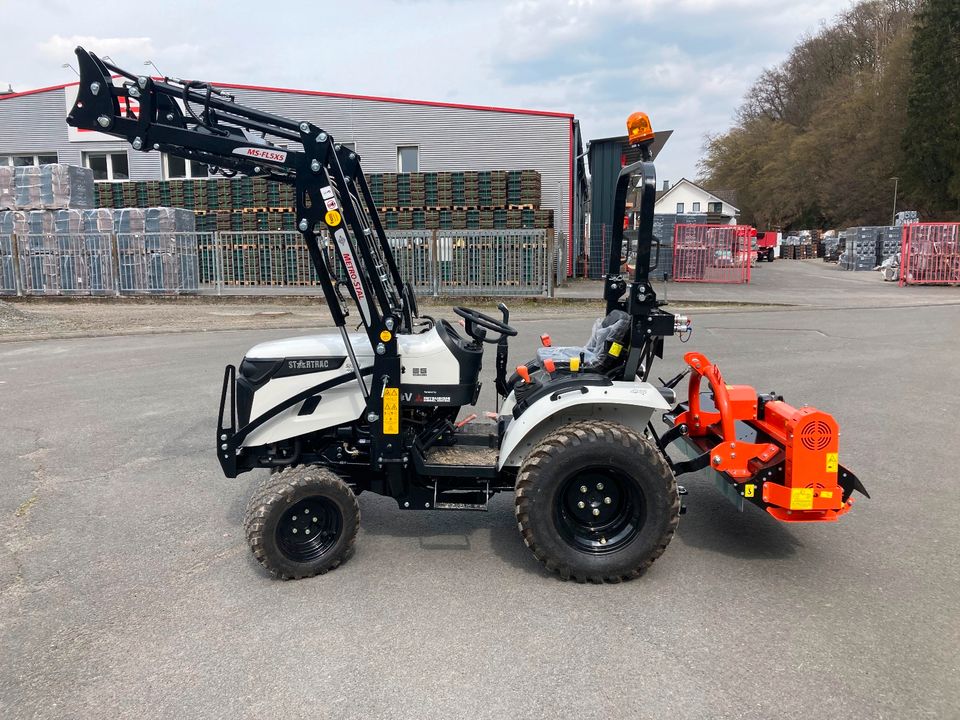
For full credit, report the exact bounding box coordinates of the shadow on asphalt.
[676,477,803,560]
[356,492,554,578]
[228,468,801,582]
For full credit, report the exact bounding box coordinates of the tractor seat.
[536,310,630,366]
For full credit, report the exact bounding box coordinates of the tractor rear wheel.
[244,465,359,580]
[515,420,679,582]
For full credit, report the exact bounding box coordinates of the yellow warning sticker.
[325,209,342,226]
[380,330,392,342]
[821,490,833,499]
[609,342,622,357]
[383,387,399,435]
[744,484,755,498]
[790,487,814,510]
[826,452,839,473]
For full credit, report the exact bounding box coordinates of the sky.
[0,0,851,183]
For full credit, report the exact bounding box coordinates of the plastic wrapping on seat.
[534,311,630,365]
[537,345,599,364]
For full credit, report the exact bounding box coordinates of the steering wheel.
[453,306,518,344]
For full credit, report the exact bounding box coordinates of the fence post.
[430,229,439,297]
[12,234,23,297]
[214,231,223,296]
[546,229,554,297]
[111,232,120,297]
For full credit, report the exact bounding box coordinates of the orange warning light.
[626,112,654,146]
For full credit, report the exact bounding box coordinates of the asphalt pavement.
[1,271,959,719]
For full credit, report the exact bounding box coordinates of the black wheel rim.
[275,497,342,563]
[553,467,645,554]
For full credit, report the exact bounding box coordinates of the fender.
[498,381,672,469]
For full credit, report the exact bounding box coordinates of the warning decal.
[826,452,839,473]
[790,487,814,510]
[383,388,399,435]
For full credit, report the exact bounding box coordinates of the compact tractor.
[67,48,868,582]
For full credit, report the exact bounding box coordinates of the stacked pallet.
[838,226,903,271]
[0,206,196,293]
[0,164,95,211]
[92,171,552,232]
[780,239,817,260]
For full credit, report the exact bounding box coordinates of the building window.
[692,202,700,212]
[83,151,130,182]
[0,153,59,167]
[397,145,419,173]
[708,202,722,213]
[163,154,209,179]
[676,202,684,214]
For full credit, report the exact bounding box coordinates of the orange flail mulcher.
[662,351,869,522]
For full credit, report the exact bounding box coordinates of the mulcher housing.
[65,48,867,581]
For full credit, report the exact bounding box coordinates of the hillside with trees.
[699,0,959,230]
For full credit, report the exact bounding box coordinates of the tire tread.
[243,465,359,580]
[515,420,679,583]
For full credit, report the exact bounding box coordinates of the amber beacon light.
[626,111,654,145]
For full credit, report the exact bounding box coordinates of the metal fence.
[2,229,553,297]
[672,224,752,284]
[900,223,960,286]
[0,235,17,294]
[581,223,674,280]
[1,232,205,296]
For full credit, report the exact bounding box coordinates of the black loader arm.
[66,46,416,472]
[66,46,413,340]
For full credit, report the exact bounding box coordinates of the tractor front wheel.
[244,465,359,580]
[515,421,679,582]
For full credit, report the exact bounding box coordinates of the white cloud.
[37,35,155,62]
[2,1,853,180]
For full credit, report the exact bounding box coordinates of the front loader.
[66,50,867,582]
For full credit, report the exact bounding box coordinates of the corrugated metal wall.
[0,86,571,236]
[0,89,162,177]
[586,138,623,277]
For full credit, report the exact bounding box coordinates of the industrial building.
[0,79,586,252]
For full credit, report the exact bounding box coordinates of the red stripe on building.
[1,78,574,119]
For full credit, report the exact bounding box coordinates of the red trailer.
[756,231,777,262]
